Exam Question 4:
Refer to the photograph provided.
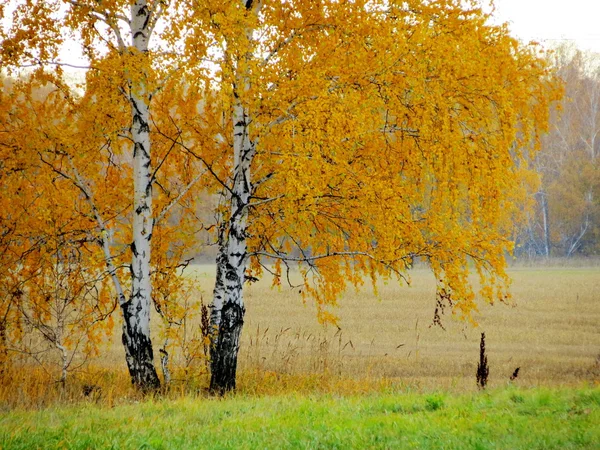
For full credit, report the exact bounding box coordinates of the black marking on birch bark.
[209,301,245,394]
[241,172,251,193]
[242,146,254,159]
[225,268,239,282]
[136,205,150,214]
[140,121,150,133]
[121,299,160,390]
[136,4,149,16]
[131,97,144,116]
[134,142,149,158]
[131,269,142,281]
[245,0,254,10]
[141,14,150,30]
[130,241,138,257]
[228,208,242,225]
[229,225,246,241]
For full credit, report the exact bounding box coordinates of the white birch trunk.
[0,317,8,375]
[120,0,160,390]
[209,3,258,390]
[209,98,254,393]
[56,341,68,387]
[540,191,551,258]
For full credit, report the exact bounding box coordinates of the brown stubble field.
[1,264,599,408]
[190,264,600,391]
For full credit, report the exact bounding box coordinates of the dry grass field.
[233,264,600,390]
[1,263,599,408]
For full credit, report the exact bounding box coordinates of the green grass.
[1,387,599,449]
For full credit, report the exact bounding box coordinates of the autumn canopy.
[0,0,559,392]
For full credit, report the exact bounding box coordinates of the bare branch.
[155,168,208,225]
[153,125,233,197]
[66,0,128,51]
[251,250,410,281]
[17,60,96,71]
[148,0,168,37]
[246,194,284,209]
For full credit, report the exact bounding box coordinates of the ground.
[1,388,599,448]
[1,264,599,448]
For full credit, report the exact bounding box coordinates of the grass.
[1,387,599,449]
[1,264,598,448]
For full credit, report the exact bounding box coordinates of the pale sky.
[4,0,600,70]
[54,0,600,63]
[490,0,600,53]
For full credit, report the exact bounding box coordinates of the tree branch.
[153,126,233,197]
[38,151,127,306]
[251,250,410,281]
[155,168,208,225]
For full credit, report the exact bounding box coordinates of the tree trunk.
[56,342,68,389]
[208,0,260,394]
[0,318,8,377]
[209,92,253,395]
[119,0,160,391]
[540,191,551,257]
[209,231,247,394]
[121,300,160,390]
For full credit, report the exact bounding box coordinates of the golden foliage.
[0,0,561,381]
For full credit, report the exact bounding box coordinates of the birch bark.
[209,100,254,393]
[540,191,551,258]
[209,0,258,393]
[120,0,160,390]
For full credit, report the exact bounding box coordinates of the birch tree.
[161,0,559,392]
[522,46,600,257]
[1,1,205,390]
[2,0,560,394]
[0,78,115,383]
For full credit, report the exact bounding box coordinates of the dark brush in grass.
[476,332,489,389]
[510,367,520,381]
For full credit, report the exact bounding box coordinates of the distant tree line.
[517,45,600,258]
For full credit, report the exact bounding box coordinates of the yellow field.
[180,264,600,391]
[2,265,599,408]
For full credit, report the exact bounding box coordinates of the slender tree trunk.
[540,191,551,257]
[119,0,160,391]
[56,341,68,389]
[209,93,254,395]
[208,0,261,394]
[0,318,8,377]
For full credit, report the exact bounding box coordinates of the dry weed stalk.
[476,332,489,389]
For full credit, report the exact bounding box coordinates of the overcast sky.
[490,0,600,53]
[3,0,600,67]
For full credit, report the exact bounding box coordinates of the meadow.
[1,264,599,448]
[2,388,599,449]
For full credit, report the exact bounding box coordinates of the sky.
[490,0,600,53]
[3,0,600,69]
